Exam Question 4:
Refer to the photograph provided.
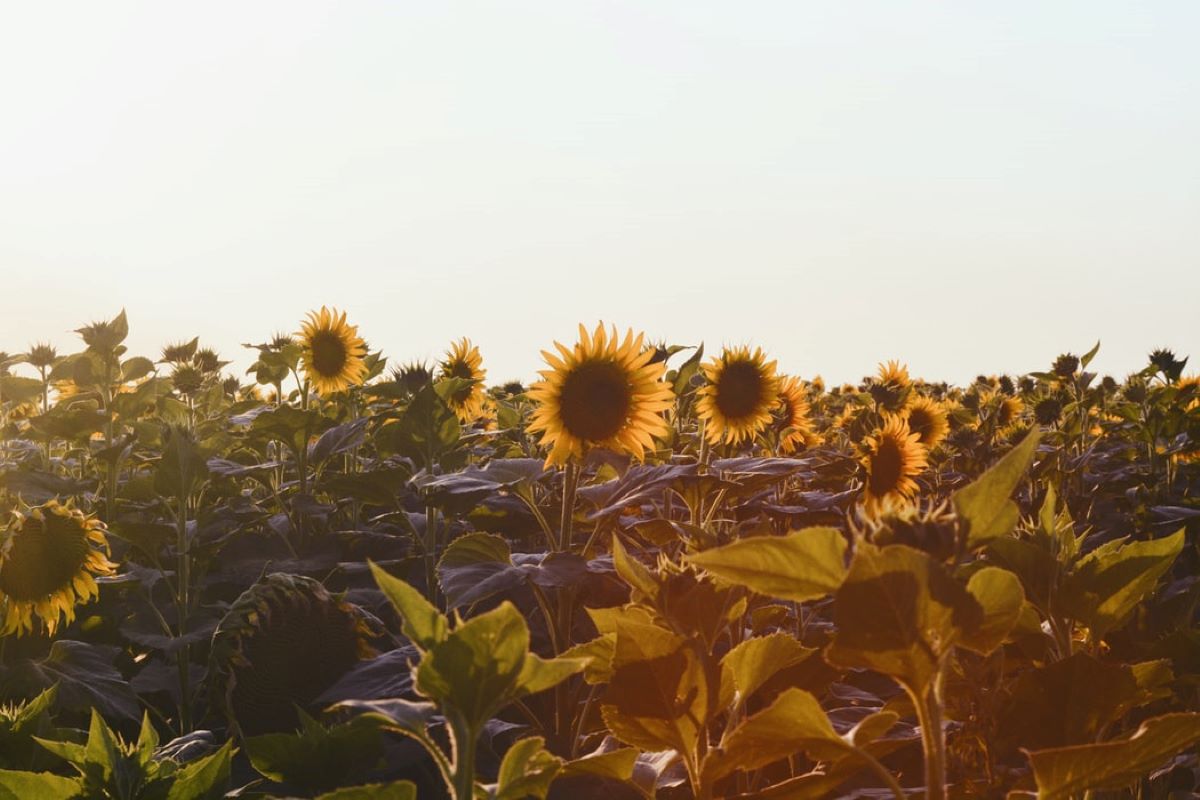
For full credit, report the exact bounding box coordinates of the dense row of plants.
[0,309,1196,799]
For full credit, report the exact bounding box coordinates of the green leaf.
[686,527,847,602]
[958,567,1025,655]
[154,425,209,498]
[245,715,382,794]
[369,561,448,650]
[492,736,563,800]
[1025,712,1200,799]
[121,356,156,383]
[165,741,234,800]
[1080,340,1101,369]
[315,782,417,800]
[415,602,531,731]
[435,532,523,609]
[825,544,982,693]
[560,747,638,781]
[515,653,586,697]
[0,770,81,800]
[719,633,815,706]
[953,428,1041,548]
[560,634,616,685]
[702,688,846,784]
[612,536,659,600]
[0,376,44,404]
[1062,529,1184,641]
[600,647,708,757]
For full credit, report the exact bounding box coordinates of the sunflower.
[861,417,928,512]
[903,395,949,450]
[0,500,116,636]
[298,307,368,396]
[877,360,911,388]
[869,360,912,413]
[696,346,781,446]
[528,323,674,467]
[775,376,821,454]
[439,338,487,421]
[995,394,1024,430]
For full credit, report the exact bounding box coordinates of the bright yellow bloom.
[903,395,949,450]
[0,500,116,636]
[775,376,822,453]
[696,346,781,446]
[439,338,488,422]
[528,323,674,467]
[298,307,368,396]
[861,417,928,512]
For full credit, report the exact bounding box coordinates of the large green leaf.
[825,544,982,693]
[155,425,209,498]
[165,741,234,800]
[701,688,845,784]
[369,561,448,650]
[686,527,847,602]
[719,633,814,706]
[245,714,382,794]
[600,646,708,758]
[491,736,562,800]
[0,770,80,800]
[958,567,1025,655]
[1025,713,1200,799]
[953,428,1041,548]
[1061,529,1184,641]
[315,782,417,800]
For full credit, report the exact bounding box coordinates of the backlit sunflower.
[996,395,1024,430]
[439,338,487,422]
[861,417,928,512]
[696,346,781,446]
[528,323,674,467]
[869,360,912,413]
[903,395,949,450]
[775,376,821,454]
[0,500,116,636]
[298,307,368,396]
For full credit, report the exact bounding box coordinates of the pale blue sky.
[2,2,1197,385]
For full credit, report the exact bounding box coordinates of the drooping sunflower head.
[209,573,381,737]
[160,338,199,365]
[903,395,949,450]
[853,499,962,561]
[0,500,116,637]
[438,338,487,421]
[696,346,781,446]
[860,416,928,512]
[869,360,913,413]
[193,347,227,374]
[171,363,205,396]
[1149,348,1188,383]
[391,360,433,396]
[774,376,821,454]
[298,307,368,396]
[528,323,674,467]
[1052,353,1079,379]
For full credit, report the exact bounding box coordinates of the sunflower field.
[0,309,1197,800]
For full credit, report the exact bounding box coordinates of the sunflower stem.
[175,490,192,733]
[559,462,579,552]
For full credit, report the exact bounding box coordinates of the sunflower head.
[869,360,912,413]
[193,347,227,374]
[1034,396,1064,426]
[160,338,200,365]
[209,574,381,737]
[1149,348,1188,382]
[390,360,433,396]
[853,499,962,561]
[438,338,487,421]
[860,416,928,512]
[774,376,820,454]
[528,323,674,467]
[696,346,781,446]
[903,395,949,450]
[171,364,205,396]
[25,343,58,371]
[0,500,116,637]
[298,307,368,397]
[1053,353,1079,379]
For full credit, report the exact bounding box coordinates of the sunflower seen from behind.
[298,307,368,396]
[861,416,928,512]
[696,345,781,446]
[0,500,116,636]
[528,323,674,467]
[439,338,487,422]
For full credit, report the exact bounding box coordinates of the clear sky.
[2,2,1197,386]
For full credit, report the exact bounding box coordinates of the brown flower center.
[0,514,90,601]
[310,331,348,378]
[868,438,904,496]
[558,360,632,442]
[715,361,764,420]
